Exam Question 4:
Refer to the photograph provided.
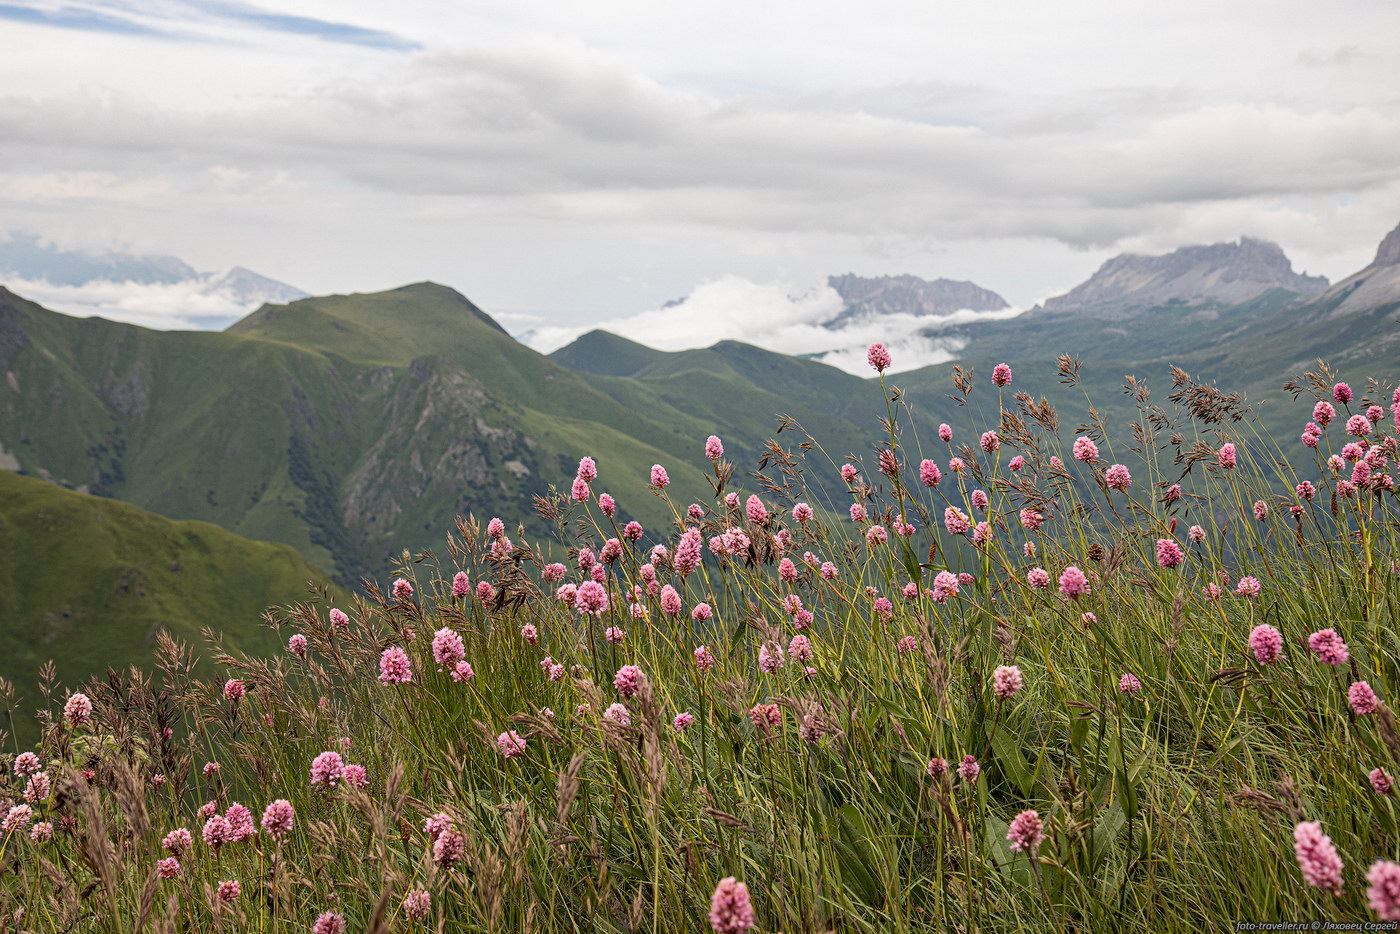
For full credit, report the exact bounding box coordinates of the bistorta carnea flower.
[378,647,413,684]
[709,877,755,934]
[650,464,670,488]
[1156,538,1184,569]
[1072,436,1099,463]
[1368,861,1400,920]
[404,889,431,922]
[1308,628,1349,666]
[1058,565,1090,598]
[497,731,527,758]
[1370,769,1394,796]
[1007,809,1044,852]
[313,913,346,934]
[64,692,93,726]
[613,664,643,698]
[867,342,892,372]
[1119,673,1142,695]
[1217,443,1237,469]
[1293,821,1344,896]
[1104,464,1132,490]
[1349,681,1380,715]
[992,362,1013,387]
[309,751,345,786]
[260,800,294,838]
[993,665,1024,699]
[959,755,981,784]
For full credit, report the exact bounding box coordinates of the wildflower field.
[5,345,1400,933]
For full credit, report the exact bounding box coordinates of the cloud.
[3,276,263,329]
[523,275,1025,375]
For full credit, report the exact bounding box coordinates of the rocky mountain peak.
[825,273,1008,327]
[1372,221,1400,267]
[1037,237,1328,318]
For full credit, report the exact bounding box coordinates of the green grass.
[3,358,1398,932]
[0,471,341,740]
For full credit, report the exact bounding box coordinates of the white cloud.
[523,275,1025,375]
[3,276,262,329]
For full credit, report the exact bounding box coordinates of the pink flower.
[745,495,767,525]
[660,585,682,617]
[789,634,814,662]
[971,489,989,510]
[496,730,527,758]
[944,507,970,535]
[22,772,49,804]
[691,602,713,622]
[576,456,598,482]
[1006,809,1044,852]
[1368,861,1400,920]
[1009,455,1024,471]
[216,880,240,903]
[1019,507,1044,531]
[313,912,347,934]
[694,645,715,671]
[452,661,475,682]
[157,857,180,879]
[1309,628,1350,666]
[867,342,892,372]
[675,529,703,576]
[758,642,785,673]
[1058,566,1090,599]
[841,463,859,483]
[309,751,345,786]
[571,477,590,502]
[919,459,941,486]
[224,803,256,842]
[202,814,231,850]
[948,456,965,473]
[451,571,471,596]
[1027,567,1050,590]
[2,805,31,834]
[866,524,888,546]
[392,578,414,600]
[1234,576,1261,598]
[1371,769,1394,796]
[476,580,497,603]
[597,493,616,517]
[992,362,1013,387]
[378,647,413,684]
[1347,414,1372,437]
[1119,673,1142,695]
[1314,400,1336,425]
[1164,483,1181,503]
[938,423,953,443]
[705,435,724,459]
[709,877,756,934]
[820,561,837,580]
[433,828,464,868]
[260,799,294,838]
[1349,681,1380,715]
[575,581,609,617]
[14,752,40,776]
[959,754,981,784]
[1156,539,1184,569]
[329,608,350,629]
[748,703,781,731]
[1296,481,1316,502]
[1104,464,1131,491]
[432,628,465,668]
[1333,382,1353,404]
[288,633,308,658]
[162,828,192,856]
[1249,625,1283,665]
[623,521,644,542]
[993,665,1024,699]
[927,757,948,779]
[1072,436,1099,463]
[604,626,626,644]
[932,570,959,602]
[343,764,368,788]
[403,889,431,922]
[613,664,643,698]
[650,464,670,488]
[980,431,1000,454]
[604,703,631,727]
[1293,820,1344,896]
[63,692,93,726]
[1217,443,1237,469]
[849,503,867,522]
[673,712,694,731]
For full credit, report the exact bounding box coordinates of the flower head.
[260,799,294,839]
[708,877,755,934]
[378,647,413,684]
[867,342,892,372]
[63,692,93,726]
[992,665,1024,699]
[1007,809,1044,852]
[1058,565,1090,598]
[1308,628,1350,666]
[1293,820,1344,896]
[496,730,527,758]
[992,363,1013,387]
[1368,861,1400,920]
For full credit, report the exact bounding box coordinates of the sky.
[3,0,1400,346]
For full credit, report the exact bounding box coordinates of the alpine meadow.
[4,3,1400,932]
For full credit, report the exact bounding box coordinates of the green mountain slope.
[0,471,338,725]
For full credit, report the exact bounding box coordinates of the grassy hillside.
[0,471,339,731]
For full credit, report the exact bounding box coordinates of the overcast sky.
[3,0,1400,333]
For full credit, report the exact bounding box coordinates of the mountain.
[1033,237,1328,318]
[1302,220,1400,317]
[0,231,307,327]
[826,273,1009,323]
[0,470,338,732]
[0,284,731,584]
